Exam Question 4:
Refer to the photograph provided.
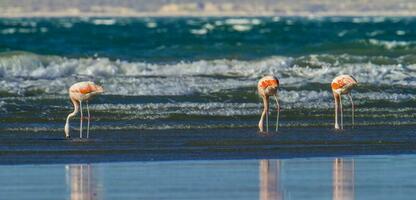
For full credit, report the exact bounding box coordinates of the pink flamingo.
[331,75,358,130]
[64,81,104,138]
[257,75,280,132]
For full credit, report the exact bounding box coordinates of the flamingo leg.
[79,100,83,138]
[266,105,269,132]
[258,97,269,132]
[274,95,280,132]
[334,93,340,130]
[340,95,343,130]
[348,93,354,128]
[259,110,265,132]
[65,98,80,138]
[86,101,90,138]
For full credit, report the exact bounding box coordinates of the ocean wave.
[190,28,208,35]
[224,18,261,25]
[232,25,252,32]
[0,27,48,35]
[2,17,416,130]
[146,21,157,28]
[366,39,415,49]
[186,18,262,33]
[352,17,386,24]
[91,19,117,26]
[0,52,415,97]
[91,89,416,114]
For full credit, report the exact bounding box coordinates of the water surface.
[2,155,416,200]
[1,17,416,132]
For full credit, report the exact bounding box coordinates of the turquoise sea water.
[1,17,416,132]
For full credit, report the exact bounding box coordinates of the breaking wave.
[1,51,416,96]
[0,51,415,131]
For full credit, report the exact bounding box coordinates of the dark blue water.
[2,17,416,61]
[1,17,416,133]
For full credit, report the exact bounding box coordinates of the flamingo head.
[342,76,358,94]
[95,84,104,94]
[64,123,70,138]
[264,85,278,96]
[89,82,104,95]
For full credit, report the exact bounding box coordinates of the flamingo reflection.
[333,158,355,200]
[259,160,283,200]
[65,164,100,200]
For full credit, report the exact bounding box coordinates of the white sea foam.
[272,17,280,22]
[82,89,415,117]
[146,21,157,28]
[366,30,384,37]
[396,30,406,35]
[351,17,387,24]
[225,18,257,25]
[95,102,260,116]
[337,30,348,37]
[0,53,415,98]
[214,20,224,26]
[61,22,74,28]
[190,29,208,35]
[352,17,371,23]
[0,27,48,34]
[0,100,5,111]
[1,28,16,34]
[218,18,261,32]
[92,19,117,26]
[232,25,252,32]
[367,39,414,49]
[285,20,294,25]
[203,23,215,30]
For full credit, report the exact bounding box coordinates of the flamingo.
[331,75,357,130]
[64,81,104,138]
[258,75,280,132]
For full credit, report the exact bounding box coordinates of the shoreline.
[1,126,416,165]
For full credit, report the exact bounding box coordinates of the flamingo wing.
[259,79,279,89]
[331,75,356,90]
[70,82,102,95]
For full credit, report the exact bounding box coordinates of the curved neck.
[65,98,80,137]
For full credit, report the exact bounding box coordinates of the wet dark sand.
[1,126,416,165]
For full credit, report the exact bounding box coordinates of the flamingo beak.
[267,86,278,95]
[96,85,104,93]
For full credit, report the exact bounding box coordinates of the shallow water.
[1,17,416,132]
[1,154,416,200]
